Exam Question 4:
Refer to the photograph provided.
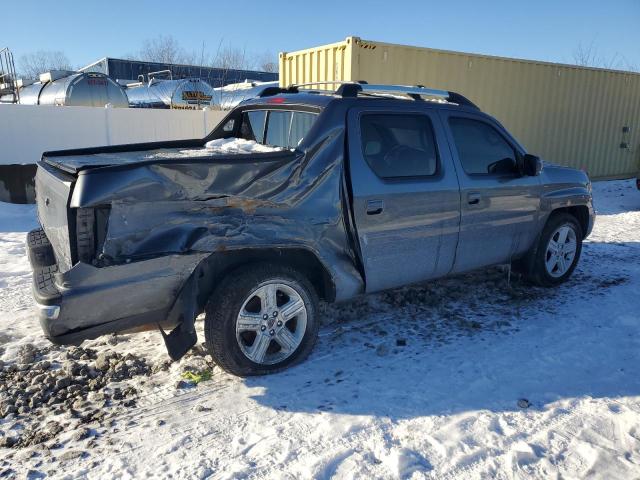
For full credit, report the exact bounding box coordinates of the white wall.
[0,104,226,165]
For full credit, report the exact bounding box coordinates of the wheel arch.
[548,205,590,239]
[191,247,336,315]
[540,184,593,239]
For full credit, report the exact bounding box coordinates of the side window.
[239,110,319,149]
[359,114,438,178]
[288,112,317,148]
[265,111,293,147]
[449,117,517,175]
[240,111,266,143]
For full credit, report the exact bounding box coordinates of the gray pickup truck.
[28,83,594,376]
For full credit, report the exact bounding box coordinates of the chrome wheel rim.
[235,281,307,365]
[545,225,578,278]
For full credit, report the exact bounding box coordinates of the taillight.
[74,207,111,265]
[76,208,96,264]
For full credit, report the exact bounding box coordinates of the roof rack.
[258,81,478,109]
[258,85,299,97]
[335,83,478,109]
[258,81,366,97]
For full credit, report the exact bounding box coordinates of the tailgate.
[35,162,75,272]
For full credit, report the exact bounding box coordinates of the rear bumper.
[28,228,207,345]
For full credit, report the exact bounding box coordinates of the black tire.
[204,263,319,377]
[27,228,56,267]
[521,213,583,287]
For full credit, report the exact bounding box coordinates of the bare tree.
[18,50,72,79]
[620,57,639,73]
[211,44,253,70]
[132,36,279,80]
[255,52,278,73]
[138,35,195,65]
[572,41,636,71]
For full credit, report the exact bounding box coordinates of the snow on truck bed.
[145,138,285,159]
[1,180,640,479]
[43,138,286,174]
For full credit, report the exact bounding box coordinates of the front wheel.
[521,213,583,287]
[204,263,319,376]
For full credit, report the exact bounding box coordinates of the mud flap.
[159,271,200,361]
[159,323,197,361]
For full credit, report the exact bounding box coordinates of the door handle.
[366,199,384,215]
[467,192,481,205]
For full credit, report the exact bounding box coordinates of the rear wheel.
[204,263,319,376]
[521,213,583,286]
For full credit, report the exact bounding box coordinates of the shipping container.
[280,37,640,179]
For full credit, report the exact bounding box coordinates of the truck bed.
[43,138,286,175]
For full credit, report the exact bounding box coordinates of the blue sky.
[3,0,639,70]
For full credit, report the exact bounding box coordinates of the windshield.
[239,109,318,149]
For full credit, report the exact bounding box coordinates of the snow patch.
[145,137,285,159]
[203,137,285,154]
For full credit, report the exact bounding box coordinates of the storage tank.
[280,36,640,179]
[23,71,129,107]
[0,91,18,103]
[14,79,46,105]
[125,77,214,109]
[1,78,38,104]
[211,80,279,110]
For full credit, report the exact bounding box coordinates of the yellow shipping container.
[280,37,640,179]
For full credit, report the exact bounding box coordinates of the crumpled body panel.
[70,128,364,300]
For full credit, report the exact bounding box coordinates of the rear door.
[347,105,461,293]
[439,110,542,273]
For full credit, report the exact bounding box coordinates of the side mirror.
[523,154,543,176]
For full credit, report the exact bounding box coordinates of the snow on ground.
[1,180,640,479]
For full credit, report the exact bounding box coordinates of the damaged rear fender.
[174,247,343,324]
[160,246,349,359]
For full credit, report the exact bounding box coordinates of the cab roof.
[239,82,480,111]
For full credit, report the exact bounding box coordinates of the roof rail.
[258,85,299,97]
[258,81,478,109]
[337,83,479,109]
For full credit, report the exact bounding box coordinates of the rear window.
[239,110,317,149]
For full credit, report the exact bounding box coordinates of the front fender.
[539,185,595,237]
[540,185,592,212]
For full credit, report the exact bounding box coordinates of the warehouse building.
[280,37,640,179]
[80,57,278,87]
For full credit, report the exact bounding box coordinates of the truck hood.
[541,161,591,187]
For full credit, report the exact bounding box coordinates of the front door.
[439,110,542,273]
[347,105,461,293]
